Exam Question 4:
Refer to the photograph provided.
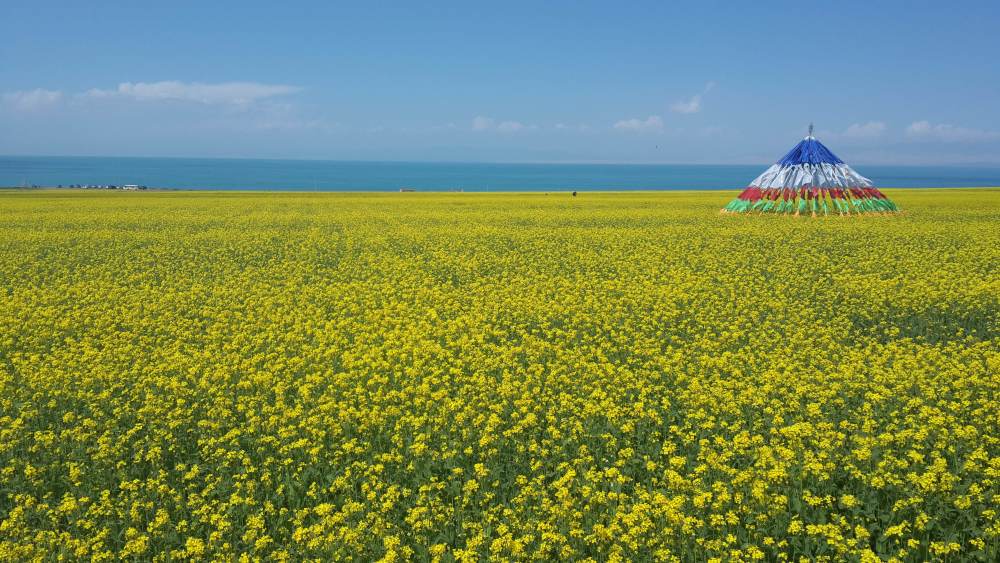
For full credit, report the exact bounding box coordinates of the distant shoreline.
[4,156,1000,192]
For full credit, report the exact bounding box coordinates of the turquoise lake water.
[2,156,999,191]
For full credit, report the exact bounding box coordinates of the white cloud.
[670,95,701,114]
[471,116,534,132]
[497,120,525,132]
[670,82,714,115]
[906,121,931,135]
[83,81,299,105]
[905,120,1000,143]
[613,115,664,132]
[843,121,886,138]
[428,122,458,132]
[472,116,495,130]
[3,89,63,111]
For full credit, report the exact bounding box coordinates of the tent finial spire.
[808,123,814,137]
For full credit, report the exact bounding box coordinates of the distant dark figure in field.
[572,191,577,197]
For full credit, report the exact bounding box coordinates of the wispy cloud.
[3,81,332,139]
[613,115,663,133]
[497,120,526,132]
[428,122,458,132]
[670,82,715,114]
[83,81,300,105]
[472,116,495,130]
[2,89,63,111]
[554,123,591,132]
[905,120,1000,143]
[249,102,333,131]
[471,115,535,132]
[842,121,887,138]
[670,95,701,114]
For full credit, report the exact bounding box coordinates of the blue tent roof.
[776,137,844,166]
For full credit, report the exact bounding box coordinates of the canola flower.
[0,188,998,561]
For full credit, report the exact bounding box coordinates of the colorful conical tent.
[722,127,899,215]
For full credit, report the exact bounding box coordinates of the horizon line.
[3,153,1000,168]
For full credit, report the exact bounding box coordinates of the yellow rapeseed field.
[1,188,998,561]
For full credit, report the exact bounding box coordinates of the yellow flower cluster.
[0,188,998,561]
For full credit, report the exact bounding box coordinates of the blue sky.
[2,1,999,164]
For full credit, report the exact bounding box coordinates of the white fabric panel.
[749,163,874,189]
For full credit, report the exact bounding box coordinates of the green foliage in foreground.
[0,189,998,561]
